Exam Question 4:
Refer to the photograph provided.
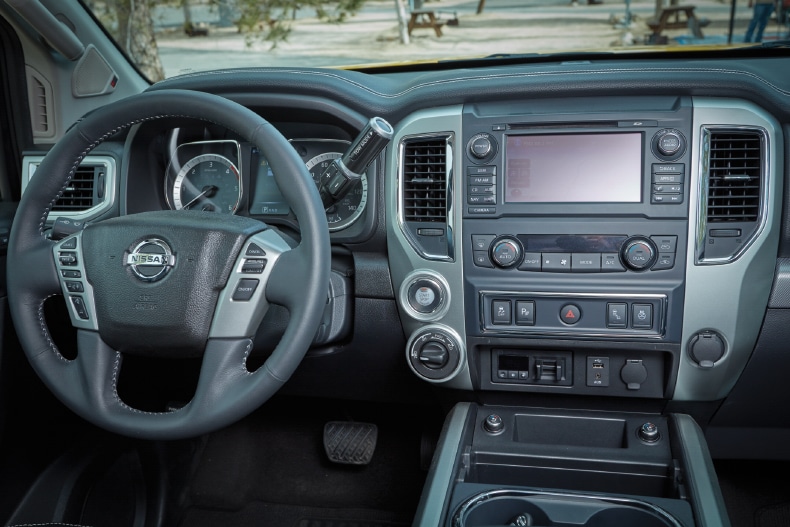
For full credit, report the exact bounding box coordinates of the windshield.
[84,0,789,80]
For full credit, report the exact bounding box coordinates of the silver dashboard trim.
[695,125,770,265]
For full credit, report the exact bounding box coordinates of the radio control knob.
[621,237,657,271]
[470,135,493,159]
[653,129,686,159]
[490,238,522,268]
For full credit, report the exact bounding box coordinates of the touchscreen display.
[505,133,642,203]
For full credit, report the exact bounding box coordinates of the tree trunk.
[127,0,166,82]
[395,0,410,44]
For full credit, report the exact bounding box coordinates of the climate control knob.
[620,237,657,271]
[490,237,523,268]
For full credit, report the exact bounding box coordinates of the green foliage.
[230,0,366,47]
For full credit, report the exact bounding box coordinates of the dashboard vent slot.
[52,165,98,212]
[402,137,449,223]
[707,131,762,223]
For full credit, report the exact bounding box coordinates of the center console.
[387,96,779,527]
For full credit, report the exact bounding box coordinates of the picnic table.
[646,4,709,40]
[408,9,447,36]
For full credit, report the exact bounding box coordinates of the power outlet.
[586,356,610,387]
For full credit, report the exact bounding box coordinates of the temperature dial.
[620,237,657,271]
[490,237,523,268]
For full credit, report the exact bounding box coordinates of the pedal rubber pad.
[323,421,378,465]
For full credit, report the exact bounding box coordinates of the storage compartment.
[453,489,690,527]
[514,414,626,448]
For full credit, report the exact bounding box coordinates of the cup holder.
[453,490,684,527]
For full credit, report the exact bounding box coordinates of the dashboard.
[18,53,790,460]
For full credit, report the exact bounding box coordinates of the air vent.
[399,134,454,261]
[707,131,762,223]
[51,165,99,212]
[26,67,54,138]
[402,137,450,222]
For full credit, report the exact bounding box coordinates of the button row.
[490,299,655,331]
[467,166,497,207]
[475,250,626,273]
[651,164,684,204]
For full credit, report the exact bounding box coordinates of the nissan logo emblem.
[125,239,175,282]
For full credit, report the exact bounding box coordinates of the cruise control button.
[61,270,82,279]
[492,300,512,325]
[560,304,581,325]
[245,243,267,257]
[232,279,260,301]
[61,237,78,250]
[241,259,267,274]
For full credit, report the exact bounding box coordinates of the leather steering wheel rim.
[6,90,331,440]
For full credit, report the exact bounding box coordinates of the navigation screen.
[505,133,642,203]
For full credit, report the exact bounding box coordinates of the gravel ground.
[153,0,785,75]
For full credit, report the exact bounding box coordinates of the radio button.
[652,184,683,194]
[571,253,601,272]
[518,252,542,271]
[469,185,496,195]
[468,176,495,185]
[601,253,626,272]
[491,238,522,268]
[468,194,496,205]
[542,253,571,272]
[468,207,497,215]
[467,166,496,176]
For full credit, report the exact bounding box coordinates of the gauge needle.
[183,185,218,210]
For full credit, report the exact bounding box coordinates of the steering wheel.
[6,90,331,440]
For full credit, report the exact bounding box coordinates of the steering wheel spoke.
[209,228,292,339]
[52,232,99,331]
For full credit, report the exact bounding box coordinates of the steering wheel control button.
[638,422,661,443]
[490,238,522,268]
[60,237,78,250]
[607,303,628,328]
[632,304,653,329]
[560,304,581,325]
[483,414,505,435]
[58,252,78,266]
[621,359,648,390]
[65,281,84,293]
[245,243,267,257]
[241,258,267,274]
[515,301,535,326]
[231,278,260,301]
[61,270,82,279]
[407,278,444,315]
[124,239,175,282]
[492,300,512,325]
[542,253,572,273]
[621,238,657,271]
[70,296,89,320]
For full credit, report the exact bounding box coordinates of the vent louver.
[31,76,50,134]
[402,137,449,223]
[707,131,762,223]
[52,165,97,212]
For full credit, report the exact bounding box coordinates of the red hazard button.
[560,304,581,325]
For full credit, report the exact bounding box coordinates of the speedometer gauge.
[172,154,241,214]
[306,152,367,232]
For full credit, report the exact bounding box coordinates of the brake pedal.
[323,421,378,465]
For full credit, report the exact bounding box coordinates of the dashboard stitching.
[36,294,71,363]
[156,67,790,98]
[111,351,173,415]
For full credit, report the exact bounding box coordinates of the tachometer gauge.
[306,152,367,231]
[172,153,241,214]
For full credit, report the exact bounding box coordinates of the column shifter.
[316,117,393,209]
